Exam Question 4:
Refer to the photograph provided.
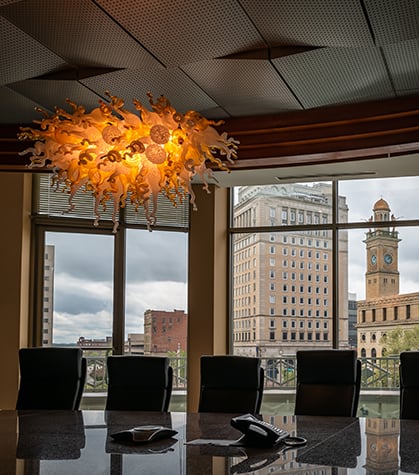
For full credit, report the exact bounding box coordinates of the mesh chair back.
[198,355,264,413]
[294,349,360,417]
[16,347,85,410]
[105,355,172,411]
[400,351,419,419]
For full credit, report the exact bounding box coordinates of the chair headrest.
[200,355,261,388]
[297,350,357,384]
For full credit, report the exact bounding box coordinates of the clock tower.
[364,198,400,299]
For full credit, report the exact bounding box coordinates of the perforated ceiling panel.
[9,80,105,120]
[183,59,302,115]
[364,0,419,45]
[240,0,375,47]
[82,67,219,115]
[1,0,163,70]
[95,0,265,67]
[0,15,66,86]
[0,86,42,123]
[383,38,419,94]
[273,46,394,109]
[0,0,418,124]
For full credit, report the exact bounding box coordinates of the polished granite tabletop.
[0,409,418,474]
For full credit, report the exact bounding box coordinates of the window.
[34,174,189,358]
[231,178,419,364]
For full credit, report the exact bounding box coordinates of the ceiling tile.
[0,16,67,86]
[383,38,419,93]
[240,0,375,47]
[81,68,218,115]
[182,59,302,116]
[8,79,105,121]
[95,0,265,67]
[0,0,163,70]
[273,47,395,108]
[0,86,43,124]
[365,0,419,45]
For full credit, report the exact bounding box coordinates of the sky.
[340,176,419,299]
[48,230,188,343]
[47,175,419,344]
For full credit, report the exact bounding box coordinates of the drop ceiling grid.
[239,0,375,47]
[364,0,419,45]
[95,0,265,67]
[182,59,303,115]
[9,79,105,118]
[383,38,419,92]
[0,0,163,70]
[0,16,66,86]
[82,68,219,115]
[273,47,395,109]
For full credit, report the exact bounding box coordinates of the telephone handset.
[231,414,289,448]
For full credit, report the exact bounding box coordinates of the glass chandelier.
[19,92,239,231]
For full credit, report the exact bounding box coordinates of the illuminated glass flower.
[19,92,239,231]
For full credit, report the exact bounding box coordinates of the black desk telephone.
[231,414,290,448]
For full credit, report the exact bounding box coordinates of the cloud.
[51,275,187,344]
[47,229,187,283]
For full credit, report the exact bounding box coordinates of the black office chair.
[294,349,360,417]
[75,357,87,409]
[399,351,419,419]
[16,347,86,410]
[198,355,264,413]
[105,355,173,411]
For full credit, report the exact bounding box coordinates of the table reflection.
[17,411,86,460]
[1,411,419,474]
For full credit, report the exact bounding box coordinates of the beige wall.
[0,175,228,411]
[187,184,229,411]
[0,173,31,409]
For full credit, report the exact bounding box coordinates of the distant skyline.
[47,176,419,344]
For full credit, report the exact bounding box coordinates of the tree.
[381,325,419,355]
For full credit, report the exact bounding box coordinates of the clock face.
[371,254,377,265]
[384,253,393,264]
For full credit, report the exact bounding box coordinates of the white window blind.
[34,174,189,229]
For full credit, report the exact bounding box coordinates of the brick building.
[144,309,187,355]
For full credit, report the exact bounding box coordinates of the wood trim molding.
[1,95,419,171]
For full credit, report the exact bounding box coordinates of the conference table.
[0,409,418,474]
